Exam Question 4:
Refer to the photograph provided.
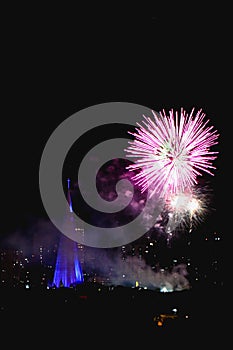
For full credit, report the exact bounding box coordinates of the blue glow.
[51,179,83,287]
[67,178,73,212]
[52,234,84,287]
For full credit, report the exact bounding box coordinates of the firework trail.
[125,108,219,199]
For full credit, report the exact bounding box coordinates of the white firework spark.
[164,184,211,235]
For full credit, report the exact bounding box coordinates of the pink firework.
[125,108,219,198]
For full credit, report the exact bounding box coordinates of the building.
[51,179,84,288]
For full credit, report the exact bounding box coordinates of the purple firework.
[125,108,219,198]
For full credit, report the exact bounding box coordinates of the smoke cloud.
[83,246,190,292]
[1,218,190,292]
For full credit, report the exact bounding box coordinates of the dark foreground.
[0,284,224,345]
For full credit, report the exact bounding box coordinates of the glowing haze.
[125,108,219,199]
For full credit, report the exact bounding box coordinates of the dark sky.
[1,4,226,240]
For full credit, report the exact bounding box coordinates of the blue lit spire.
[51,179,84,288]
[67,178,73,213]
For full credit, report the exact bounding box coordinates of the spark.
[125,108,219,199]
[163,185,211,235]
[169,192,201,216]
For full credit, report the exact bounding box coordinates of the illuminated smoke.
[83,247,190,292]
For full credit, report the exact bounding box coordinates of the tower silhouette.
[52,179,84,287]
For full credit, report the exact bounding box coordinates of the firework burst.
[125,108,219,199]
[163,184,211,234]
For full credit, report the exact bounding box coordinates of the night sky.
[1,4,225,245]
